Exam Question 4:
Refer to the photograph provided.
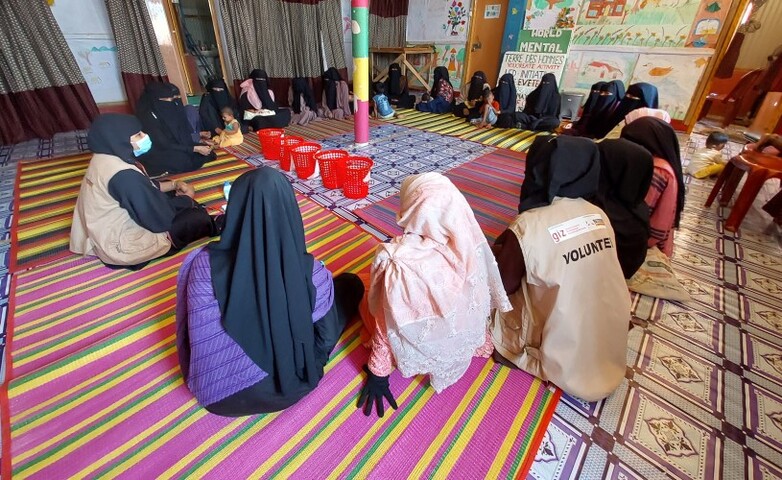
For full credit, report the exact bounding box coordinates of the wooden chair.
[704,149,782,231]
[699,69,763,127]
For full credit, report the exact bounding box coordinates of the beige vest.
[70,154,171,266]
[490,197,630,401]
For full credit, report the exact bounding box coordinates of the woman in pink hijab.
[357,173,512,417]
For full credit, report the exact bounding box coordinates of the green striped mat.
[387,109,550,152]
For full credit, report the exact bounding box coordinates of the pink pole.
[352,0,369,145]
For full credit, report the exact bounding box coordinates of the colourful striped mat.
[356,149,526,242]
[6,194,377,379]
[3,320,558,479]
[224,118,383,159]
[3,194,557,479]
[11,151,247,273]
[389,109,549,152]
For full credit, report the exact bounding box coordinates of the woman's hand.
[194,145,212,156]
[356,365,397,417]
[199,131,211,139]
[174,180,196,199]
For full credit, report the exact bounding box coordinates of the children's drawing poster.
[435,44,467,90]
[67,38,125,104]
[572,50,637,89]
[499,30,571,109]
[524,0,579,30]
[407,0,473,43]
[685,0,728,48]
[631,52,709,119]
[571,0,701,47]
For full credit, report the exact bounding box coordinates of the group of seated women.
[568,80,662,140]
[172,132,664,418]
[411,68,563,132]
[70,67,686,418]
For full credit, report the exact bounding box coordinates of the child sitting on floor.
[372,82,397,120]
[686,131,728,178]
[212,106,244,148]
[470,88,499,129]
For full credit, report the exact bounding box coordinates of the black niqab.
[88,114,144,164]
[518,136,601,213]
[386,63,406,97]
[249,69,279,110]
[523,73,560,117]
[620,117,685,227]
[593,139,654,278]
[209,167,319,395]
[200,77,240,134]
[323,67,342,110]
[599,82,659,138]
[581,81,606,118]
[136,82,193,146]
[586,80,625,137]
[467,71,488,101]
[205,78,233,114]
[291,77,317,113]
[496,73,518,114]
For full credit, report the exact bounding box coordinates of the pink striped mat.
[356,149,526,242]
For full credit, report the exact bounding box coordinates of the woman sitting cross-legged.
[70,114,221,270]
[416,66,455,114]
[491,136,631,402]
[176,167,364,417]
[199,77,247,137]
[357,172,511,417]
[238,69,292,130]
[135,82,216,177]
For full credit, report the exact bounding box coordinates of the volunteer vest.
[490,197,630,401]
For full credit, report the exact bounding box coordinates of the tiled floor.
[527,134,782,479]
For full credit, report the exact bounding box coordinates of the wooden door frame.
[162,0,196,95]
[684,0,752,132]
[463,3,480,89]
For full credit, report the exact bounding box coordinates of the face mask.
[132,134,152,157]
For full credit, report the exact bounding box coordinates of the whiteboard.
[51,0,113,36]
[66,36,127,104]
[407,0,472,44]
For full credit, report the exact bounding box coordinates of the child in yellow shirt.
[686,131,728,178]
[212,107,244,148]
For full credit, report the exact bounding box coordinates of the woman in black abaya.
[238,69,292,130]
[135,82,216,177]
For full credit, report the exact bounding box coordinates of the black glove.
[357,365,398,417]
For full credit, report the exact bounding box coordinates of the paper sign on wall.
[485,4,501,18]
[499,29,571,110]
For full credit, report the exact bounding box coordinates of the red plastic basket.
[290,143,322,179]
[279,135,304,171]
[344,156,373,182]
[343,180,369,199]
[257,128,284,160]
[316,150,350,189]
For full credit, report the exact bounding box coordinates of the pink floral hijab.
[368,173,511,392]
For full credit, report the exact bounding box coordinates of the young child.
[212,106,244,148]
[686,131,728,178]
[470,88,499,129]
[372,82,397,120]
